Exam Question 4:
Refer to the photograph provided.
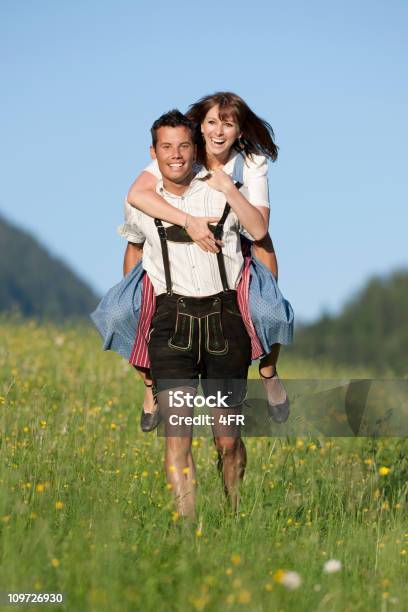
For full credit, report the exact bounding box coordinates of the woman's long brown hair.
[186,91,278,167]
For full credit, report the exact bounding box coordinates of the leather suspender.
[212,202,231,292]
[154,218,173,296]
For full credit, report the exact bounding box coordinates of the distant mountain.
[0,215,99,320]
[291,269,408,374]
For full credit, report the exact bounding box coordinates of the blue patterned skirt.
[91,258,294,361]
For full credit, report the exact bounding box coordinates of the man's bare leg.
[212,407,246,511]
[159,387,197,520]
[214,436,246,511]
[165,437,196,519]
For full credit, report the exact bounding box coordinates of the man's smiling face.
[151,126,196,185]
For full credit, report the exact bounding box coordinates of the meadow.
[1,318,407,611]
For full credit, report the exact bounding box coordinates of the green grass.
[1,318,407,611]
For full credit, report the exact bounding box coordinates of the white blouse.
[144,151,270,208]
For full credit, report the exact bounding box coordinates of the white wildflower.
[323,559,342,574]
[281,571,302,590]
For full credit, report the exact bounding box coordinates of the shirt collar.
[157,164,209,197]
[222,150,239,175]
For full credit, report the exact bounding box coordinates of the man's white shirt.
[118,167,254,297]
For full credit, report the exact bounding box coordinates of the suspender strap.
[211,186,241,291]
[211,202,231,292]
[154,218,173,295]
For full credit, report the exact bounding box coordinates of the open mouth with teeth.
[211,139,226,146]
[168,163,184,168]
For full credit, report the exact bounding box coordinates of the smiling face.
[151,125,196,187]
[201,104,241,165]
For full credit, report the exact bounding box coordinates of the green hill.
[291,269,408,374]
[0,214,99,320]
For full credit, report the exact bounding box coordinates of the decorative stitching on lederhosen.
[167,297,194,352]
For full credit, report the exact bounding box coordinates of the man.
[119,110,267,519]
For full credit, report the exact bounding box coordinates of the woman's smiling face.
[201,104,241,163]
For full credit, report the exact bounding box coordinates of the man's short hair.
[151,109,196,148]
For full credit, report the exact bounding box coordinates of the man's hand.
[185,215,223,253]
[203,168,235,194]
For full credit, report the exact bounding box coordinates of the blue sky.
[1,0,407,321]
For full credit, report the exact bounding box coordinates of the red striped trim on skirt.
[129,255,263,368]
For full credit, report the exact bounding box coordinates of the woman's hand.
[205,169,268,241]
[185,215,223,253]
[204,168,235,194]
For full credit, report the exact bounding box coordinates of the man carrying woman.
[123,92,294,431]
[124,109,267,518]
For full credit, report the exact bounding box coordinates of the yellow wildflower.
[237,590,251,603]
[274,569,285,583]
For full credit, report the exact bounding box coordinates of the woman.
[123,92,293,428]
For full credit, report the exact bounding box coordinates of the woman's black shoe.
[140,407,162,432]
[140,382,161,432]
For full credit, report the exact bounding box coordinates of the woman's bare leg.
[134,367,156,413]
[123,243,157,414]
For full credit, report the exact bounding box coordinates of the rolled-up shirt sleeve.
[238,226,255,242]
[117,199,146,243]
[244,154,270,208]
